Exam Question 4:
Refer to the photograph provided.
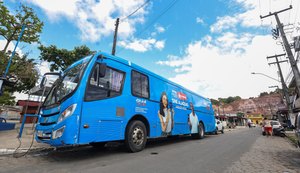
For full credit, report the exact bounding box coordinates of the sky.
[1,0,300,100]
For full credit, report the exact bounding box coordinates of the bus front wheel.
[125,120,147,152]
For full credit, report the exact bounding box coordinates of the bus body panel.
[79,58,129,143]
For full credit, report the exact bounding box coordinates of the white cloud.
[210,16,239,33]
[159,0,298,99]
[157,34,286,99]
[0,39,23,55]
[215,32,253,54]
[151,25,166,37]
[119,38,165,52]
[196,17,204,24]
[157,55,190,67]
[210,0,300,34]
[25,0,79,20]
[36,61,51,76]
[155,40,165,50]
[155,25,165,33]
[26,0,150,42]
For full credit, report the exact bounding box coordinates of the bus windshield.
[43,58,90,107]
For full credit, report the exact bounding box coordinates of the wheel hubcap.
[132,127,144,146]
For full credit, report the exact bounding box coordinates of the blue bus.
[36,52,216,152]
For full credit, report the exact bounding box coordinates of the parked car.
[262,120,285,137]
[270,120,282,129]
[250,123,256,127]
[215,119,224,134]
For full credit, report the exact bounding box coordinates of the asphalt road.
[0,127,260,173]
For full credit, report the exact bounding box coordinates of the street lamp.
[251,72,280,82]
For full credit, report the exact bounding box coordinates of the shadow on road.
[32,135,214,162]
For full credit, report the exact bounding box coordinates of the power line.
[121,0,151,22]
[135,0,179,38]
[117,0,180,54]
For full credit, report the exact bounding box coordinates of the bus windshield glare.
[43,60,89,106]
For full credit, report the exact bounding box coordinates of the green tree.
[0,2,43,53]
[217,96,241,104]
[0,51,38,91]
[236,112,244,117]
[259,92,269,97]
[0,51,38,105]
[210,98,220,106]
[0,91,16,105]
[0,3,41,104]
[38,45,94,72]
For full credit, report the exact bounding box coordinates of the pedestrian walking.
[262,118,272,136]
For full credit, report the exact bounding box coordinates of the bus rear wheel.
[193,122,205,139]
[125,120,147,152]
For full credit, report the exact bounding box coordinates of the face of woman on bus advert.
[162,94,168,108]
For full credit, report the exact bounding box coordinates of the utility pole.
[112,18,120,56]
[267,54,293,116]
[261,5,300,98]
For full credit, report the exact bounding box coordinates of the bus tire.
[125,120,147,153]
[192,123,205,139]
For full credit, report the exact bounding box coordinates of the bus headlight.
[58,104,77,123]
[52,126,65,139]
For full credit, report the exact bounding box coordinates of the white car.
[250,123,256,127]
[270,120,281,129]
[215,119,224,134]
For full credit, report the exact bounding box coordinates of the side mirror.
[99,63,107,77]
[40,72,61,88]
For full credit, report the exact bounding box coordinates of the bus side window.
[131,70,149,99]
[90,65,99,86]
[85,64,125,101]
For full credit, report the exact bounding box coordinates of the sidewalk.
[0,121,52,156]
[225,131,300,173]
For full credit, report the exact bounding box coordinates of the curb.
[0,147,54,156]
[285,133,299,148]
[0,148,31,156]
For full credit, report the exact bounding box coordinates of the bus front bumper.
[35,116,79,147]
